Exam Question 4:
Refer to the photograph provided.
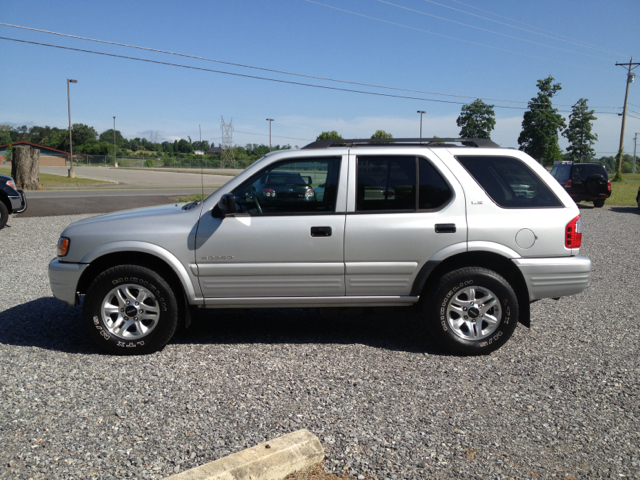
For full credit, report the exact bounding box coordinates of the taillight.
[6,180,16,190]
[607,180,611,192]
[305,188,314,199]
[565,215,582,249]
[264,188,276,197]
[564,179,572,188]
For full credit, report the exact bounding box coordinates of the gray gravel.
[1,206,639,480]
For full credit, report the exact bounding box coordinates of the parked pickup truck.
[49,138,591,355]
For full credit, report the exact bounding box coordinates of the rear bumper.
[48,258,88,306]
[512,255,591,301]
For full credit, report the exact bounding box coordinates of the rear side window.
[572,164,608,181]
[356,156,452,211]
[456,156,563,208]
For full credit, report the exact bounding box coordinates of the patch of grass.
[0,167,109,186]
[176,193,209,203]
[120,167,239,176]
[607,179,639,206]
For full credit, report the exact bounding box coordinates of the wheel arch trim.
[79,241,200,302]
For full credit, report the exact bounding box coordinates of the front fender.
[79,241,201,303]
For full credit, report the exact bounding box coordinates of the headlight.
[57,237,70,256]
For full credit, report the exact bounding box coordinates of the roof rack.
[301,137,500,149]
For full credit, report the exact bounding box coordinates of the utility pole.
[633,132,638,174]
[615,57,639,177]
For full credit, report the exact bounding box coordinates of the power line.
[0,22,620,109]
[447,0,628,57]
[376,0,612,61]
[0,36,622,116]
[303,0,611,72]
[430,0,628,57]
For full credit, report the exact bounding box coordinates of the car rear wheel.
[593,199,605,208]
[0,201,8,230]
[425,267,519,355]
[83,265,180,355]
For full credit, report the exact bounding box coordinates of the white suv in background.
[49,138,591,356]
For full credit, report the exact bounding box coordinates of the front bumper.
[9,189,27,214]
[513,255,592,302]
[48,258,88,306]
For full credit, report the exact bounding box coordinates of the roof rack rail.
[301,137,500,149]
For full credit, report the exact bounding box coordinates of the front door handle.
[435,223,456,233]
[311,226,332,237]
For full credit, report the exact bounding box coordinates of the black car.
[0,174,27,229]
[550,162,611,208]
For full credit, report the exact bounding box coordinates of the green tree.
[0,125,11,145]
[518,76,566,166]
[99,129,125,146]
[316,131,343,141]
[562,99,597,163]
[371,130,393,139]
[71,123,98,147]
[177,139,194,153]
[456,99,496,139]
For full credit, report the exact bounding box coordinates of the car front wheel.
[83,265,180,355]
[425,267,519,355]
[0,201,9,230]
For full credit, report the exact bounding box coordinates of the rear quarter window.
[456,155,563,208]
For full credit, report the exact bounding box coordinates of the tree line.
[1,76,630,173]
[316,76,632,174]
[0,124,295,168]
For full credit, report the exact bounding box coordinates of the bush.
[145,159,154,168]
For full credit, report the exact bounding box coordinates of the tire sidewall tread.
[0,202,8,230]
[425,267,519,356]
[83,264,179,355]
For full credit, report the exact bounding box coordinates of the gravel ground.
[0,206,639,480]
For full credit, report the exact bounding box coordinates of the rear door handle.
[435,223,456,233]
[311,226,332,237]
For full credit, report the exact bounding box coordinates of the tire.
[425,267,519,355]
[82,265,180,355]
[586,174,607,196]
[593,199,605,208]
[0,201,8,230]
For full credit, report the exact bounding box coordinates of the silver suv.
[48,138,591,356]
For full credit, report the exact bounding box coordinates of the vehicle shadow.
[0,297,97,354]
[0,298,446,355]
[608,206,640,215]
[174,307,446,355]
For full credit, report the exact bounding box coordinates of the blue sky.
[1,0,639,156]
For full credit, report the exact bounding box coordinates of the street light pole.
[417,111,426,141]
[113,116,116,167]
[67,79,77,178]
[266,118,274,151]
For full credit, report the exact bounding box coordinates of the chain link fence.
[66,156,227,169]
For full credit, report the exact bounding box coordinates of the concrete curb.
[164,429,324,480]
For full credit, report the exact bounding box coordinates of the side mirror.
[214,193,237,217]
